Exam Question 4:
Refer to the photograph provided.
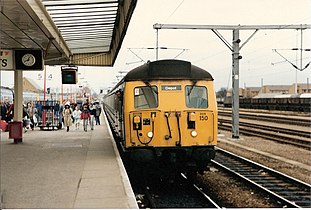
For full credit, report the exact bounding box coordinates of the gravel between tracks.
[197,169,278,208]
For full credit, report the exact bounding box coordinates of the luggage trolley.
[35,100,60,130]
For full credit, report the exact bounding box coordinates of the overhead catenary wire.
[164,0,185,22]
[128,48,147,64]
[273,49,311,71]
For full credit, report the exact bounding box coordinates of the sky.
[1,0,310,93]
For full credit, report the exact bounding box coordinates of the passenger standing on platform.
[89,103,96,130]
[54,102,60,120]
[23,104,30,132]
[58,101,64,129]
[94,101,101,125]
[63,102,73,132]
[36,102,42,123]
[27,102,37,130]
[82,99,90,110]
[6,102,14,122]
[80,105,90,132]
[1,98,9,121]
[73,106,82,130]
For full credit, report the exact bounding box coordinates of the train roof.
[124,59,214,81]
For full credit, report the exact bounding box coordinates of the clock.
[22,53,36,66]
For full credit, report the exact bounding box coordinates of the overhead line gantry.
[153,23,311,138]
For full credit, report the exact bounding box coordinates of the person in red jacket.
[80,105,90,132]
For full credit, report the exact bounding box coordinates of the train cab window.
[134,86,158,109]
[186,86,208,108]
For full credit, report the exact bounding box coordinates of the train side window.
[186,86,208,108]
[134,86,158,109]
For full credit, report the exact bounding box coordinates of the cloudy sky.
[1,0,310,93]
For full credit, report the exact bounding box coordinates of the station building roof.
[1,0,137,66]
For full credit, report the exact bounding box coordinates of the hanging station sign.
[0,49,43,70]
[0,49,13,70]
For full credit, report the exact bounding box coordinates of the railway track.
[213,148,311,208]
[133,173,221,208]
[218,119,311,149]
[219,118,310,138]
[180,173,221,209]
[218,110,311,127]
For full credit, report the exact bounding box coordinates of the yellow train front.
[104,59,217,176]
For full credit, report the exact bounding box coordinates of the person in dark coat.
[89,103,96,130]
[1,99,9,121]
[82,99,90,110]
[23,104,30,132]
[94,101,101,125]
[6,102,14,122]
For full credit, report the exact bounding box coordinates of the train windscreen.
[186,86,208,108]
[134,86,158,109]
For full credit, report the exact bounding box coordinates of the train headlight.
[147,131,153,138]
[191,130,198,137]
[188,112,196,121]
[133,115,141,123]
[133,115,142,130]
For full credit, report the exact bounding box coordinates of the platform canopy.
[0,0,137,66]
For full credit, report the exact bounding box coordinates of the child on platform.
[80,105,90,132]
[73,106,82,130]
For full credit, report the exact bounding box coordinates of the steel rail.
[218,122,311,149]
[219,118,311,139]
[135,174,222,208]
[213,148,311,208]
[181,173,221,209]
[218,110,311,127]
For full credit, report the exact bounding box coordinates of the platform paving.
[0,115,138,209]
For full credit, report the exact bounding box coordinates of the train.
[223,94,311,112]
[103,59,217,178]
[0,86,14,102]
[0,86,53,103]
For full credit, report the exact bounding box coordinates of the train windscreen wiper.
[144,80,158,95]
[187,80,197,96]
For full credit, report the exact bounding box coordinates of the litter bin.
[8,121,23,143]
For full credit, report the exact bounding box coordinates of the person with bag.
[80,105,90,132]
[63,102,73,132]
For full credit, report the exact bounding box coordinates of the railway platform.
[0,115,138,209]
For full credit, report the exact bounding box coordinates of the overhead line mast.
[153,23,311,138]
